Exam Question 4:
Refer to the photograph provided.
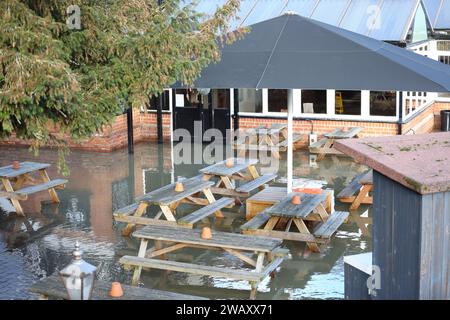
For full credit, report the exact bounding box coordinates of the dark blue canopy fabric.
[175,13,450,92]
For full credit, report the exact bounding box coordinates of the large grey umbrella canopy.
[181,13,450,92]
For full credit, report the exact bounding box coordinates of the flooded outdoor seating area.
[0,142,372,300]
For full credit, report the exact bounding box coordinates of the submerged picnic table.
[337,170,373,210]
[119,225,289,299]
[200,157,277,203]
[234,124,302,159]
[0,162,67,215]
[29,274,206,300]
[309,127,363,161]
[114,175,234,236]
[241,192,348,252]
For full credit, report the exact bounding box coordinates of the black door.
[172,89,231,142]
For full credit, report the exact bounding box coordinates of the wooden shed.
[335,132,450,300]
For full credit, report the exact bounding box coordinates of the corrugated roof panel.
[310,0,350,26]
[423,0,442,27]
[435,0,450,29]
[339,0,381,35]
[281,0,318,17]
[368,0,418,41]
[241,0,288,26]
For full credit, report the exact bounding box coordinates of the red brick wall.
[238,117,398,148]
[401,101,450,134]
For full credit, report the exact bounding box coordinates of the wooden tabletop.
[29,274,206,300]
[200,158,258,176]
[136,176,214,206]
[133,225,282,252]
[0,162,50,179]
[265,192,328,218]
[324,127,362,139]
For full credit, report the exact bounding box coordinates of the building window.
[147,90,170,111]
[301,90,327,114]
[268,89,288,113]
[437,41,450,51]
[237,88,262,113]
[211,89,230,109]
[370,91,396,116]
[174,89,202,108]
[335,91,361,115]
[439,56,450,65]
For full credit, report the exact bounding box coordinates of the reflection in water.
[0,143,372,300]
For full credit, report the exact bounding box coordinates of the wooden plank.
[277,134,302,148]
[0,191,27,200]
[199,158,258,176]
[235,174,277,193]
[2,178,23,215]
[245,187,286,220]
[177,197,234,227]
[114,215,190,228]
[349,184,373,210]
[0,162,50,179]
[223,248,257,267]
[265,192,328,218]
[336,172,366,199]
[242,229,327,243]
[358,170,373,185]
[309,138,327,149]
[292,219,320,252]
[209,187,249,198]
[14,179,67,196]
[146,243,188,258]
[324,127,362,139]
[240,211,272,231]
[136,176,214,206]
[132,225,282,252]
[28,274,206,300]
[113,203,140,216]
[119,256,265,282]
[314,211,349,238]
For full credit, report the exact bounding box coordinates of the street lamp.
[60,241,97,300]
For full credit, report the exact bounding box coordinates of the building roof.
[174,14,450,92]
[423,0,450,30]
[186,0,425,42]
[334,132,450,194]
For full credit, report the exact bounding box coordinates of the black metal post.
[397,91,403,135]
[233,89,239,131]
[127,107,134,154]
[157,94,164,144]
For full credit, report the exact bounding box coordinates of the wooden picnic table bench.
[114,175,233,236]
[119,225,290,299]
[337,170,373,210]
[0,162,67,215]
[309,127,363,161]
[241,192,348,252]
[200,158,276,203]
[29,274,206,300]
[233,124,300,159]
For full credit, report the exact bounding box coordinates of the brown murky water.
[0,142,371,300]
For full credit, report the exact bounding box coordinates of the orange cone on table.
[291,195,301,205]
[175,182,184,192]
[110,282,124,298]
[201,227,212,240]
[225,158,234,168]
[12,161,20,170]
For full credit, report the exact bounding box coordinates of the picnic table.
[309,127,363,161]
[0,162,67,215]
[119,225,290,299]
[241,192,349,252]
[114,175,234,236]
[200,157,277,203]
[29,274,206,300]
[337,170,373,210]
[234,124,302,159]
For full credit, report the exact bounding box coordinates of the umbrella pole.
[287,89,294,193]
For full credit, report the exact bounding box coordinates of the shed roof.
[186,0,424,42]
[334,132,450,195]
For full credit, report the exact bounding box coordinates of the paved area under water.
[0,142,371,299]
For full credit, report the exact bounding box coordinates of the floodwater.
[0,142,371,300]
